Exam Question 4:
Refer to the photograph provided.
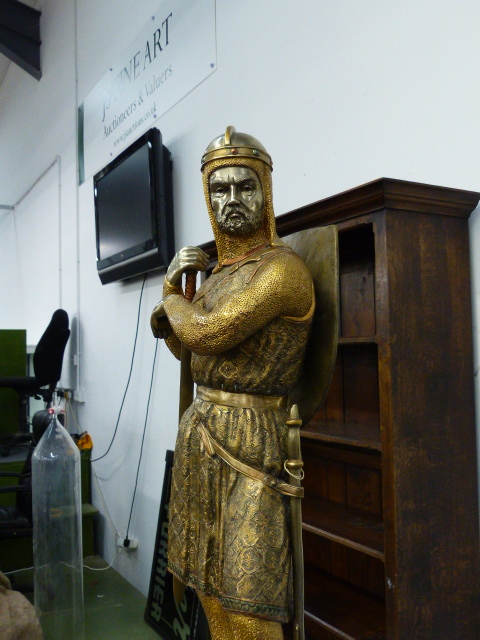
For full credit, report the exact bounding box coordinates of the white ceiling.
[0,0,41,85]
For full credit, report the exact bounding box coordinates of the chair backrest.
[32,310,70,387]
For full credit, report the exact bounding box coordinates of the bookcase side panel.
[384,210,480,639]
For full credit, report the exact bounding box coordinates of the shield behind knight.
[284,226,339,426]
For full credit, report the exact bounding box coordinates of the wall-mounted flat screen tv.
[93,127,174,284]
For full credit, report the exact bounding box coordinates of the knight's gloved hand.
[166,246,209,287]
[150,299,172,339]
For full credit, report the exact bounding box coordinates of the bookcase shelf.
[304,565,386,640]
[274,178,480,640]
[337,337,378,345]
[301,422,381,452]
[302,495,384,559]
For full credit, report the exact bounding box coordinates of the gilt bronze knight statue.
[151,126,338,640]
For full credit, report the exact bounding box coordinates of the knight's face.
[209,167,264,237]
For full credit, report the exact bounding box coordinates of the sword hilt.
[286,403,302,428]
[184,270,197,301]
[286,404,304,485]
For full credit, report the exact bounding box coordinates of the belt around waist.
[196,385,287,410]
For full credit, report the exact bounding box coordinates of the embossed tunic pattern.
[167,247,311,622]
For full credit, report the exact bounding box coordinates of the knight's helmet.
[201,126,273,170]
[200,126,281,263]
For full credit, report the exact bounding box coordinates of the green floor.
[9,557,163,640]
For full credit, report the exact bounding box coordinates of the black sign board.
[144,450,210,639]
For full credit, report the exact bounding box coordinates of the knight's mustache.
[223,204,247,217]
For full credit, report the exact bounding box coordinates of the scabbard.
[286,404,305,640]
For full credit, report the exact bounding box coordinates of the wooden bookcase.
[273,178,480,640]
[199,177,480,639]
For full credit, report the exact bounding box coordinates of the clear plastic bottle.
[32,408,84,639]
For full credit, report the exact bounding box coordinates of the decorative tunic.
[167,246,312,622]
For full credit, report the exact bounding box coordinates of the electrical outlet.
[116,535,138,550]
[73,388,86,402]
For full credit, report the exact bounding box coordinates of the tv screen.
[93,128,174,284]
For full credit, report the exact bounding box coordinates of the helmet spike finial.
[224,125,235,146]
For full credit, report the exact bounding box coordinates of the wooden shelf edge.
[305,611,357,640]
[274,178,480,237]
[304,566,386,640]
[303,522,384,561]
[302,495,384,560]
[305,610,355,640]
[338,336,378,345]
[301,423,382,452]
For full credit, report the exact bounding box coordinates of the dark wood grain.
[381,211,480,639]
[274,178,480,238]
[290,181,480,639]
[304,564,386,640]
[338,337,378,345]
[339,225,376,338]
[321,356,344,423]
[303,531,385,597]
[313,341,380,433]
[302,421,381,451]
[342,345,379,427]
[302,440,382,470]
[304,617,340,640]
[302,495,384,559]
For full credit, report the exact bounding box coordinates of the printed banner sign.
[144,450,211,639]
[79,0,216,182]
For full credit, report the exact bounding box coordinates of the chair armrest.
[0,485,31,494]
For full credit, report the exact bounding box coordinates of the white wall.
[1,0,480,596]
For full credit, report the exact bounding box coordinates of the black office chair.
[0,309,70,456]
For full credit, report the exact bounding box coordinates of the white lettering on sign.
[80,0,216,182]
